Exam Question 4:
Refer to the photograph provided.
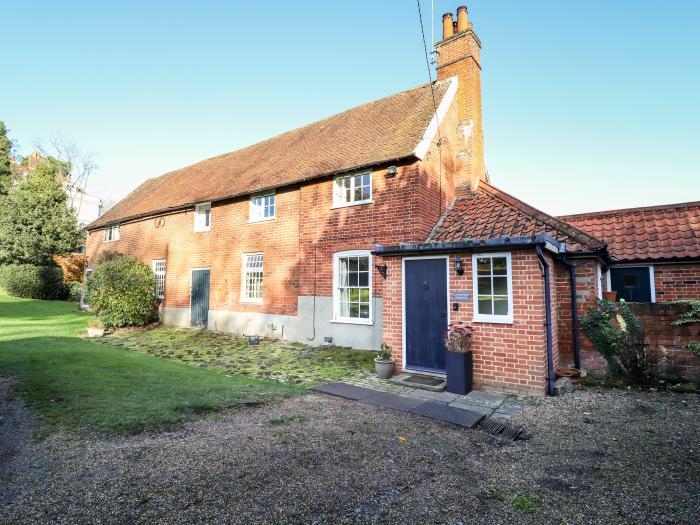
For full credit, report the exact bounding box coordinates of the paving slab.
[359,392,427,411]
[410,401,485,428]
[409,389,459,403]
[490,412,513,421]
[458,391,507,409]
[496,401,524,415]
[313,383,376,401]
[448,402,493,417]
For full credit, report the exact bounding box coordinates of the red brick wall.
[86,102,462,325]
[382,250,550,396]
[653,263,700,301]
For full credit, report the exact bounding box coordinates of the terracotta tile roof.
[559,201,700,262]
[429,181,606,253]
[87,81,452,230]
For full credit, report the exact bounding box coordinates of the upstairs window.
[249,192,276,222]
[194,202,211,232]
[333,250,372,324]
[241,253,264,303]
[152,260,166,300]
[333,171,372,207]
[103,224,120,242]
[472,253,513,324]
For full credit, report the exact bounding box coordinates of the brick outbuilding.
[85,5,699,396]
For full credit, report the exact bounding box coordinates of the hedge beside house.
[0,264,67,300]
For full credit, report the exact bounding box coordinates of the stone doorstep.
[390,373,447,392]
[454,390,508,409]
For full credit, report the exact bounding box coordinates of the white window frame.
[332,171,373,208]
[472,252,514,324]
[194,202,211,232]
[240,253,264,304]
[152,260,166,300]
[248,191,276,223]
[332,250,373,325]
[103,224,120,242]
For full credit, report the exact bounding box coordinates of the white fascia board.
[413,76,458,160]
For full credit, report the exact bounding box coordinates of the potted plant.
[375,343,395,379]
[445,323,475,395]
[87,317,105,338]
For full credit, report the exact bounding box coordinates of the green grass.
[98,325,376,386]
[0,292,299,435]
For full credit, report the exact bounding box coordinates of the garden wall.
[628,302,700,382]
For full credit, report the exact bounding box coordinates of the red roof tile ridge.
[477,180,607,250]
[558,200,700,221]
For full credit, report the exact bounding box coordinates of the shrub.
[0,263,67,299]
[52,253,88,282]
[581,299,664,385]
[67,280,84,302]
[87,254,157,328]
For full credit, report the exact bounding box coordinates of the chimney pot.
[442,13,454,40]
[456,6,469,32]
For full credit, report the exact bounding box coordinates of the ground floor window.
[152,260,166,300]
[333,250,372,323]
[241,253,264,303]
[472,252,513,323]
[609,266,654,302]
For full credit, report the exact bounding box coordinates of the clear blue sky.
[2,0,698,215]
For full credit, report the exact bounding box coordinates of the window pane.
[478,296,493,315]
[358,272,368,287]
[493,277,508,295]
[359,304,369,318]
[340,299,350,317]
[477,277,491,295]
[493,296,509,315]
[348,272,358,286]
[348,288,359,302]
[349,303,360,318]
[358,257,369,272]
[477,258,491,275]
[354,186,363,201]
[492,257,507,275]
[349,258,358,272]
[360,288,369,302]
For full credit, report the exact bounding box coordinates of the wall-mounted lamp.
[386,165,397,178]
[453,256,464,275]
[376,264,388,279]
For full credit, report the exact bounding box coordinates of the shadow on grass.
[0,335,301,436]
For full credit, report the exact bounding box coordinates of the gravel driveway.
[1,377,698,524]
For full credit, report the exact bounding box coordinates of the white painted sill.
[330,318,374,326]
[194,227,211,233]
[240,298,264,305]
[330,199,374,210]
[472,315,514,325]
[247,216,276,224]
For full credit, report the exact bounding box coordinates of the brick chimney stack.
[436,5,485,192]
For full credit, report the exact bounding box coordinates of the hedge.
[0,264,68,300]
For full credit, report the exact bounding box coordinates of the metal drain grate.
[476,418,527,441]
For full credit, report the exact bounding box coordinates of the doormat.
[403,375,444,387]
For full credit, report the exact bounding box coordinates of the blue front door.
[405,258,448,372]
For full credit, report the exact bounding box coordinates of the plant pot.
[375,358,395,379]
[87,327,104,338]
[603,291,618,302]
[446,350,473,395]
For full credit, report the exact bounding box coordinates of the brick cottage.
[85,6,700,396]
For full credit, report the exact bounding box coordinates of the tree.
[0,121,13,195]
[0,157,83,265]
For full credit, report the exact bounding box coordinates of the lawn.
[0,292,299,434]
[98,325,376,386]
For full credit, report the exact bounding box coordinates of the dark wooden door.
[190,269,211,327]
[610,267,652,302]
[405,258,448,372]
